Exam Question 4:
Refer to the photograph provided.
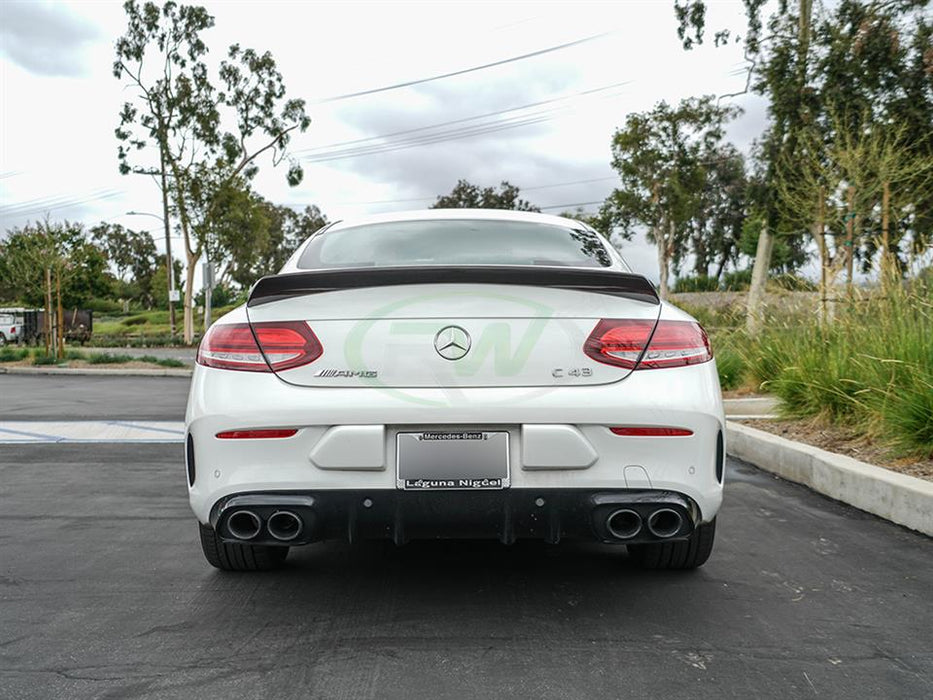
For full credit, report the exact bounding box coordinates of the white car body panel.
[186,209,725,551]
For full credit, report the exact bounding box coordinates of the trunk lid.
[245,268,660,389]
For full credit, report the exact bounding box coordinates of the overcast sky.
[0,0,769,281]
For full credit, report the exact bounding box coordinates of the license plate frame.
[396,430,510,490]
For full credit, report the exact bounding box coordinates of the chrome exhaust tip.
[647,508,683,539]
[267,511,303,542]
[606,509,643,540]
[226,510,262,540]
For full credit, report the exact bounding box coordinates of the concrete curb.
[727,421,933,537]
[0,366,192,378]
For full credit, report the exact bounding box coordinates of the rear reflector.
[197,322,322,372]
[610,427,694,436]
[216,429,299,439]
[584,319,712,370]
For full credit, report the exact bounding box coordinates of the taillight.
[216,429,298,439]
[639,320,712,369]
[197,322,322,372]
[584,319,711,370]
[253,322,323,371]
[610,426,694,436]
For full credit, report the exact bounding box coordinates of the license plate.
[396,431,510,490]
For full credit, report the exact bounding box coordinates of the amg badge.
[314,369,378,378]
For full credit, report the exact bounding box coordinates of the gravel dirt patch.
[740,417,933,482]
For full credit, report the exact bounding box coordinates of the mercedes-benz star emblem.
[434,325,471,361]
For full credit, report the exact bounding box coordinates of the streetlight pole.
[126,209,176,337]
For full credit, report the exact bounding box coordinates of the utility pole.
[159,145,177,337]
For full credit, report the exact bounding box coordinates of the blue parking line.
[0,426,61,441]
[106,420,185,436]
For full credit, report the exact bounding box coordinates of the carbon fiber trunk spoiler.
[247,266,659,307]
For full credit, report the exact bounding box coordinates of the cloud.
[0,2,101,77]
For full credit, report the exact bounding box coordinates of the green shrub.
[769,273,818,292]
[84,298,123,313]
[156,358,186,368]
[0,346,29,362]
[711,334,746,390]
[92,333,198,348]
[32,353,60,366]
[673,275,719,293]
[121,315,150,326]
[739,288,933,457]
[722,269,752,291]
[87,352,133,364]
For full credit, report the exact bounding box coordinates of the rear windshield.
[296,219,613,269]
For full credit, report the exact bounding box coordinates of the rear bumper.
[210,488,700,546]
[186,362,726,525]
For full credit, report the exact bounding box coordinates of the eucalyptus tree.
[672,0,932,330]
[599,96,740,300]
[432,180,540,211]
[90,222,158,301]
[113,0,311,342]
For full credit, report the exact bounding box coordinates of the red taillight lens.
[638,320,712,369]
[584,319,712,370]
[253,322,323,371]
[610,426,694,436]
[583,319,655,369]
[197,324,270,372]
[197,322,322,372]
[216,429,298,439]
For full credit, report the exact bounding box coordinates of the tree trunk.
[44,268,53,356]
[746,220,773,336]
[813,187,830,327]
[56,270,64,360]
[183,248,197,344]
[880,181,893,294]
[655,221,671,301]
[845,185,855,300]
[712,254,727,282]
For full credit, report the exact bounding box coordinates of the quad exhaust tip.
[227,510,262,540]
[267,511,303,541]
[606,509,642,540]
[647,508,683,539]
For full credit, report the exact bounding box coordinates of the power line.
[313,32,612,103]
[296,80,632,156]
[301,84,631,163]
[0,189,124,220]
[538,200,606,211]
[524,176,615,192]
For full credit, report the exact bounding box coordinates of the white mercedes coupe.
[186,209,724,571]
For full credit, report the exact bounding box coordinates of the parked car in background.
[0,310,21,345]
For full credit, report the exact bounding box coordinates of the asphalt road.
[1,375,931,697]
[1,440,930,699]
[0,375,190,421]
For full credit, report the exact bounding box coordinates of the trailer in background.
[0,307,93,345]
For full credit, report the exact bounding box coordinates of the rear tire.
[198,522,289,571]
[627,518,716,570]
